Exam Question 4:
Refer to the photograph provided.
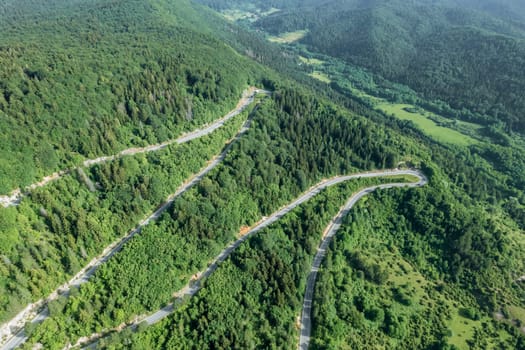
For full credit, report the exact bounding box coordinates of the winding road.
[0,87,262,208]
[298,173,427,350]
[0,84,427,350]
[0,89,268,350]
[78,169,426,349]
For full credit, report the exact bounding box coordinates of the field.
[377,103,477,146]
[309,71,331,83]
[222,7,279,22]
[268,30,308,44]
[345,84,478,147]
[293,50,482,147]
[299,56,325,65]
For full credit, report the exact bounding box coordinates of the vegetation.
[376,103,477,146]
[308,72,331,84]
[252,0,525,134]
[0,99,250,325]
[0,0,265,194]
[1,0,525,349]
[21,80,525,348]
[311,168,525,349]
[268,30,308,44]
[21,81,431,349]
[95,179,410,349]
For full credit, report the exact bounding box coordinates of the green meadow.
[377,103,477,147]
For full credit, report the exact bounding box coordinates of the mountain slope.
[0,0,266,194]
[251,0,525,133]
[0,1,524,349]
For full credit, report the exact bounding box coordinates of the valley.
[0,0,524,349]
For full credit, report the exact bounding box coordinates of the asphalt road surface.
[80,169,427,349]
[298,171,427,350]
[0,91,266,350]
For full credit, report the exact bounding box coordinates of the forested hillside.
[197,0,525,25]
[0,0,272,334]
[0,1,524,349]
[57,83,525,350]
[0,0,266,194]
[248,0,525,133]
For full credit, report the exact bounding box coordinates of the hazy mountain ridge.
[250,0,525,133]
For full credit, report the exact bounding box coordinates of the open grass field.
[268,29,308,44]
[309,71,331,83]
[507,306,525,326]
[376,103,478,147]
[446,306,487,348]
[299,56,325,65]
[335,82,481,147]
[222,7,279,22]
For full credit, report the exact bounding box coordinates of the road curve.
[298,171,427,350]
[79,169,426,349]
[0,87,264,208]
[0,93,267,350]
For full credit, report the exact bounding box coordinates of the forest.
[0,0,266,194]
[250,0,525,134]
[18,82,525,349]
[0,0,524,349]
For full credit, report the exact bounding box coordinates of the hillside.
[0,0,272,331]
[0,1,524,349]
[250,0,525,133]
[0,0,268,194]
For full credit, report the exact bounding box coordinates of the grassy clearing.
[377,103,477,146]
[348,86,384,104]
[446,307,485,348]
[344,85,479,146]
[507,306,525,324]
[222,9,255,21]
[299,56,324,65]
[222,7,279,22]
[268,30,308,44]
[260,8,280,16]
[386,254,428,302]
[366,247,499,349]
[309,71,331,83]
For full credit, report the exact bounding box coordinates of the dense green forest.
[20,83,525,349]
[242,0,525,134]
[196,0,525,21]
[21,83,425,349]
[95,180,403,349]
[0,0,524,349]
[0,0,285,327]
[0,102,249,324]
[0,0,266,193]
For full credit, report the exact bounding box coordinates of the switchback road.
[78,169,426,349]
[0,90,267,350]
[298,171,427,350]
[0,87,263,208]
